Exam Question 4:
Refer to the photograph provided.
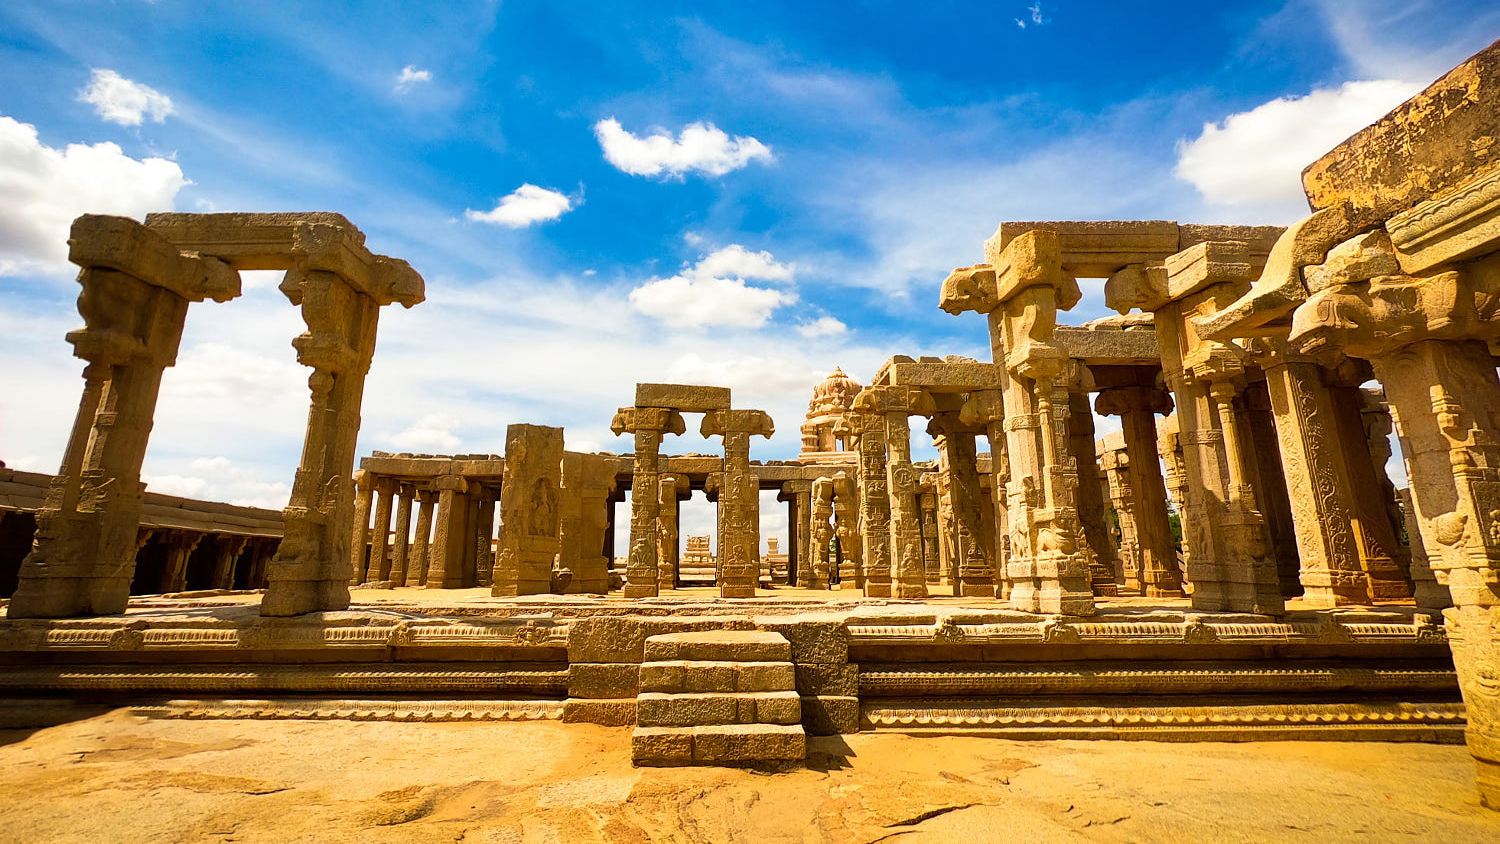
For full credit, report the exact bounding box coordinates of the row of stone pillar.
[349,472,473,588]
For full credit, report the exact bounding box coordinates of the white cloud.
[797,316,847,338]
[594,118,773,178]
[465,183,575,228]
[394,65,432,93]
[143,456,292,510]
[384,414,463,452]
[1016,2,1047,28]
[1174,79,1423,221]
[0,114,188,275]
[79,69,175,126]
[629,245,796,328]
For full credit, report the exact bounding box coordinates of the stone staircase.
[631,630,806,769]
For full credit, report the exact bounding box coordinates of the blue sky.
[1,1,1498,546]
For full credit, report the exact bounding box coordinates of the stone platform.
[0,587,1463,744]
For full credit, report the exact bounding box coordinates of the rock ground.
[0,710,1496,842]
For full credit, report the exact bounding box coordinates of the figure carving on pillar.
[611,406,685,598]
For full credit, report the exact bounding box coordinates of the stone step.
[632,723,806,768]
[637,690,801,727]
[643,630,792,663]
[639,660,796,694]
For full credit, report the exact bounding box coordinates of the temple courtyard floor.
[0,710,1496,843]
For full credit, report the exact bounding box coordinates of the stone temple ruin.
[3,38,1500,806]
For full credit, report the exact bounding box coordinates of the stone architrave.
[930,408,994,596]
[1095,385,1184,597]
[830,470,862,588]
[611,406,685,598]
[140,212,425,616]
[940,230,1095,615]
[854,385,935,599]
[960,390,1009,598]
[426,474,470,589]
[367,476,396,583]
[558,452,617,594]
[493,424,563,596]
[389,483,415,586]
[406,488,436,586]
[657,475,681,590]
[807,477,835,589]
[8,215,240,619]
[702,409,774,598]
[349,470,374,584]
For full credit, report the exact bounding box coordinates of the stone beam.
[634,383,731,413]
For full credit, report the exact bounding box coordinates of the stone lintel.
[70,215,240,303]
[701,409,775,438]
[989,220,1179,278]
[1054,327,1160,365]
[884,360,1001,393]
[1163,240,1255,302]
[1302,37,1500,226]
[1177,225,1284,264]
[634,383,731,413]
[144,211,425,308]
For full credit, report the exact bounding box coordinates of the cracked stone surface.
[0,710,1496,842]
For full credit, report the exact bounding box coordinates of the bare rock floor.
[1,711,1497,843]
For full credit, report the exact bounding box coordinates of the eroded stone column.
[1096,384,1182,597]
[855,386,934,599]
[162,531,205,593]
[493,424,563,596]
[1097,433,1144,593]
[406,488,436,586]
[807,477,834,589]
[656,475,680,590]
[702,409,774,598]
[611,407,684,598]
[367,476,396,583]
[474,490,496,588]
[426,475,469,589]
[8,215,239,618]
[961,390,1009,599]
[831,470,862,589]
[210,535,248,590]
[349,470,374,585]
[930,409,993,596]
[389,483,415,587]
[1066,387,1119,597]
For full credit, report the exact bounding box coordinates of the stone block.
[567,663,639,699]
[734,662,797,693]
[794,663,859,697]
[692,724,805,764]
[561,698,636,726]
[754,619,849,665]
[800,695,861,735]
[631,727,693,765]
[635,383,731,412]
[567,616,755,663]
[643,630,791,663]
[637,692,738,727]
[638,662,687,693]
[752,692,803,726]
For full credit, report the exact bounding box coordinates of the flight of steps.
[631,630,806,769]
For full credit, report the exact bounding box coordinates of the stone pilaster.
[611,406,684,598]
[917,480,942,586]
[702,409,774,598]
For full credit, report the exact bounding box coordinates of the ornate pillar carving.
[930,409,993,595]
[1095,384,1183,597]
[210,535,249,590]
[1065,386,1119,596]
[854,385,934,599]
[559,453,617,594]
[807,477,835,589]
[702,409,774,598]
[8,215,239,618]
[611,407,685,598]
[657,475,681,590]
[830,470,862,589]
[493,424,563,596]
[961,390,1009,599]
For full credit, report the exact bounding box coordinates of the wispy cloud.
[1015,2,1047,29]
[594,118,773,178]
[394,64,432,94]
[630,244,796,329]
[79,68,174,125]
[464,183,576,228]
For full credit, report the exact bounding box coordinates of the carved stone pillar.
[1095,384,1183,597]
[1388,409,1451,610]
[1097,435,1144,593]
[162,531,205,593]
[210,535,249,590]
[388,483,414,587]
[559,453,617,594]
[961,390,1009,599]
[657,475,681,590]
[367,476,396,583]
[611,406,684,598]
[807,477,834,589]
[1333,382,1415,600]
[848,412,892,597]
[930,410,993,596]
[493,424,563,596]
[8,215,239,618]
[349,470,374,585]
[474,489,496,589]
[855,386,933,599]
[1243,382,1303,598]
[917,480,943,586]
[406,488,436,587]
[830,470,862,589]
[702,409,774,598]
[1065,388,1119,597]
[426,474,469,589]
